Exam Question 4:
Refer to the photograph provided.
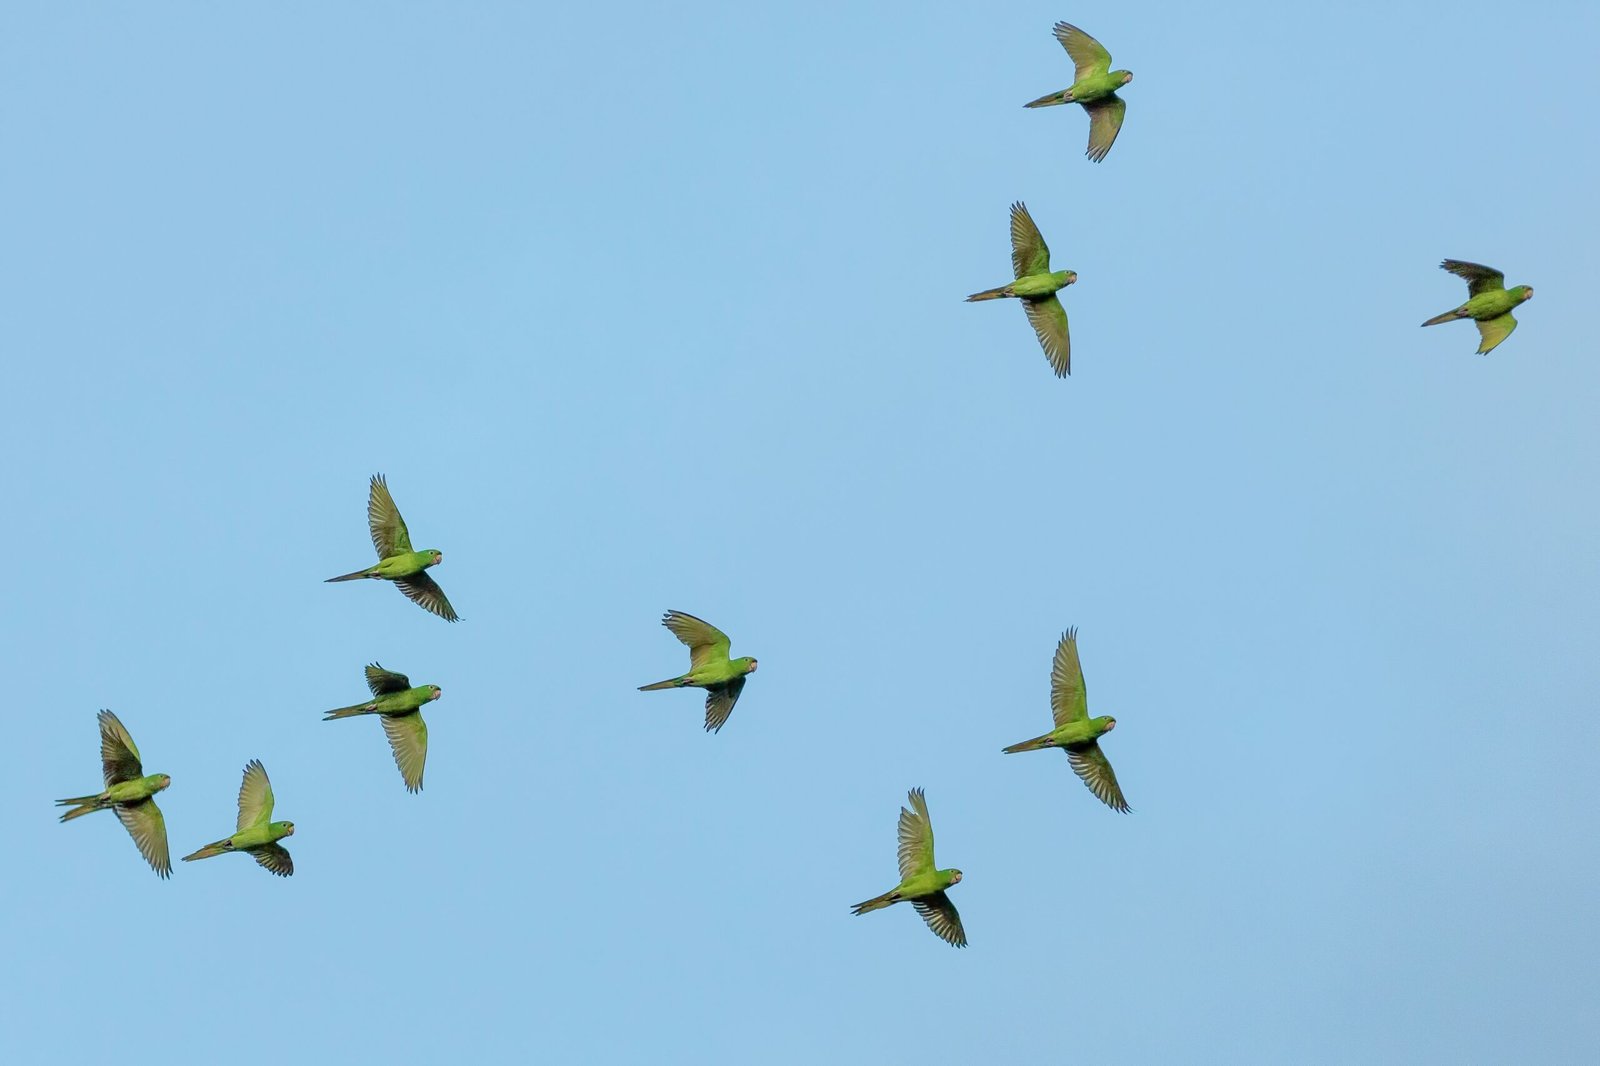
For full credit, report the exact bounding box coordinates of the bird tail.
[1001,732,1057,754]
[850,891,900,915]
[965,284,1014,302]
[1024,89,1071,108]
[638,676,689,692]
[181,838,234,862]
[324,702,377,720]
[324,567,375,582]
[55,795,104,821]
[1421,308,1465,327]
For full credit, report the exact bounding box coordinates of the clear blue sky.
[5,3,1598,1062]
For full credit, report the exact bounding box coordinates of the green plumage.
[181,760,296,877]
[1421,259,1534,354]
[638,610,758,733]
[56,710,172,878]
[326,473,458,621]
[1024,21,1133,163]
[1002,629,1130,813]
[850,788,966,947]
[967,202,1077,376]
[325,663,440,793]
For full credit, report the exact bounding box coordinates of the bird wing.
[396,573,458,621]
[1009,201,1052,279]
[97,710,144,786]
[896,787,937,880]
[1475,313,1518,355]
[367,474,414,558]
[912,892,968,947]
[704,678,746,734]
[1050,629,1089,727]
[236,759,275,832]
[1023,296,1072,377]
[381,712,428,793]
[1083,95,1126,163]
[1441,259,1506,297]
[116,799,172,878]
[251,843,294,877]
[365,663,412,696]
[661,610,733,671]
[1068,742,1130,812]
[1053,21,1113,80]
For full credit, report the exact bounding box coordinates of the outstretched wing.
[1053,21,1113,81]
[367,474,413,558]
[661,610,733,671]
[396,573,459,621]
[98,710,144,786]
[1023,296,1072,377]
[1083,95,1126,163]
[115,799,171,878]
[236,759,275,832]
[1441,260,1506,297]
[1067,742,1130,813]
[251,843,294,877]
[896,788,937,880]
[913,892,968,948]
[1009,201,1052,279]
[704,678,746,734]
[381,712,429,793]
[365,663,412,696]
[1475,313,1518,355]
[1050,629,1089,727]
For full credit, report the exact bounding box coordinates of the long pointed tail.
[1024,89,1071,108]
[851,890,901,915]
[966,284,1015,302]
[1421,308,1465,327]
[324,567,375,583]
[324,702,377,720]
[56,795,104,822]
[182,838,234,862]
[638,675,689,692]
[1001,732,1057,754]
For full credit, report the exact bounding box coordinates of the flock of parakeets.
[56,21,1536,945]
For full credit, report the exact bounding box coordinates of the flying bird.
[56,710,172,878]
[1421,260,1534,354]
[326,473,458,621]
[325,663,441,793]
[1002,629,1130,812]
[967,202,1077,376]
[181,760,296,877]
[1025,21,1133,163]
[850,788,967,947]
[638,611,757,733]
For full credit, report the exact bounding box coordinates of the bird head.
[1064,270,1079,286]
[429,686,443,701]
[1101,716,1117,734]
[1119,70,1134,85]
[949,870,964,884]
[156,774,172,791]
[428,550,444,566]
[279,822,296,837]
[1517,286,1534,302]
[743,657,759,674]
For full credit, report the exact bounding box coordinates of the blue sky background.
[4,2,1598,1062]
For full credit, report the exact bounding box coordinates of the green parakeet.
[57,710,172,878]
[326,473,458,621]
[967,202,1077,377]
[1002,629,1130,813]
[1421,260,1534,354]
[1024,21,1133,163]
[851,788,967,948]
[325,663,440,793]
[638,610,758,733]
[181,760,296,877]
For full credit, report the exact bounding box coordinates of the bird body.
[326,549,442,583]
[851,788,966,947]
[1002,629,1130,813]
[56,710,172,878]
[1025,22,1133,162]
[967,202,1076,376]
[639,611,757,733]
[326,474,458,621]
[182,760,296,876]
[325,664,439,792]
[1421,260,1533,354]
